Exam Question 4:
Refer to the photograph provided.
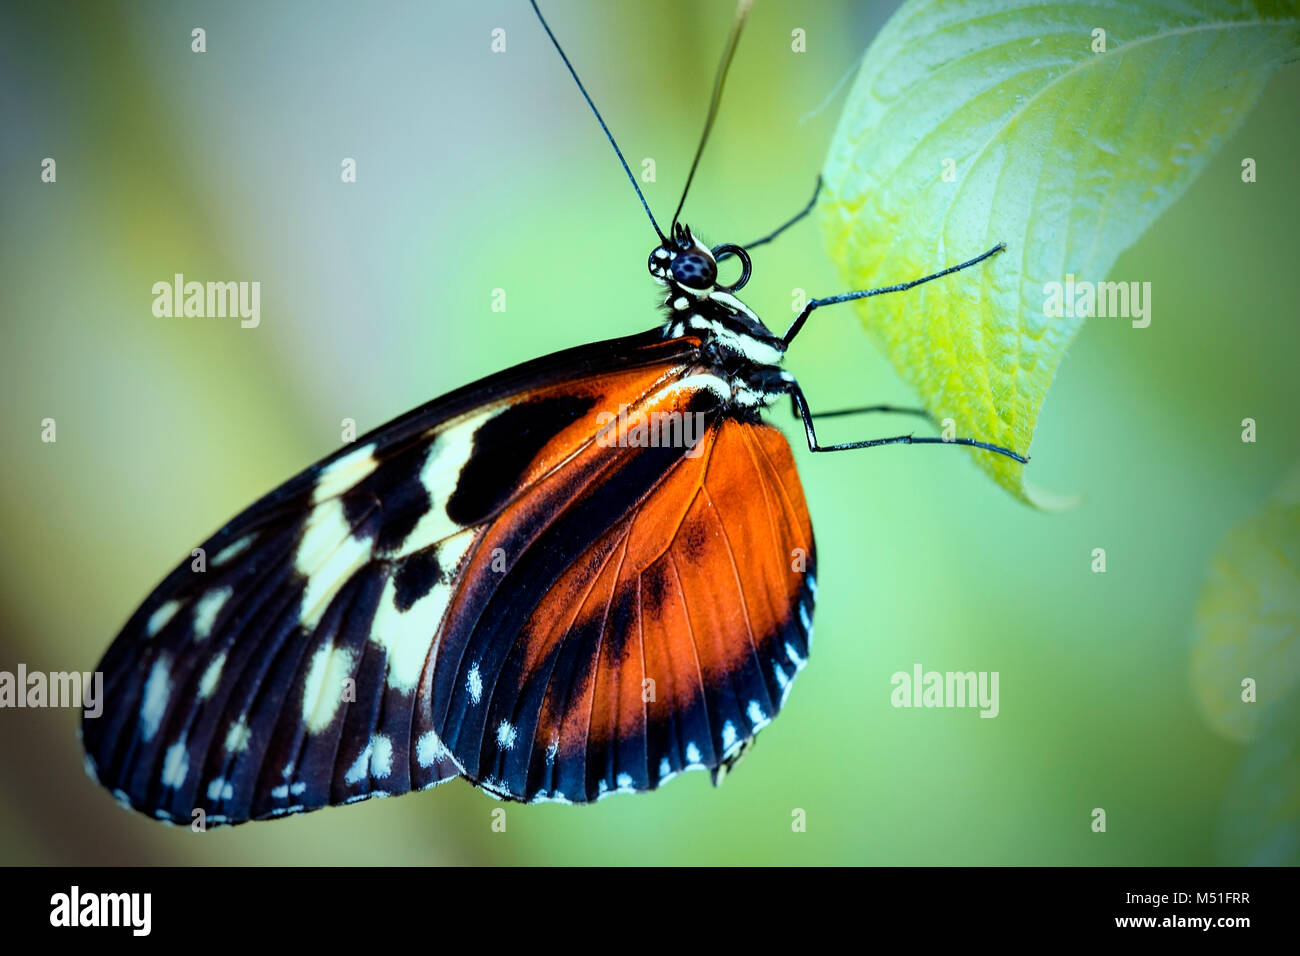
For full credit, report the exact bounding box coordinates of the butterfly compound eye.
[670,251,717,290]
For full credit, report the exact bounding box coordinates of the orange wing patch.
[430,402,816,803]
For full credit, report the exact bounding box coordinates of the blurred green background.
[2,0,1297,865]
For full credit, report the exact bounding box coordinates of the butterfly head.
[648,223,751,303]
[648,223,715,293]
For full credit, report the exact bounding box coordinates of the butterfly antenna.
[670,0,754,232]
[530,0,666,242]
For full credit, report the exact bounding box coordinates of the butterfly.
[81,0,1025,826]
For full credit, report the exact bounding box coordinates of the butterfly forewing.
[82,331,718,825]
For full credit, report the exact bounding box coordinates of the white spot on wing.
[224,718,251,753]
[300,641,356,733]
[685,742,702,766]
[140,654,172,741]
[197,650,227,700]
[722,720,738,752]
[206,777,234,802]
[373,530,476,693]
[399,409,498,553]
[146,600,181,637]
[161,741,189,788]
[467,663,482,704]
[343,790,389,805]
[776,640,807,707]
[213,535,253,565]
[295,499,372,629]
[496,720,516,750]
[416,730,449,768]
[747,699,768,727]
[312,442,378,504]
[370,734,393,778]
[192,586,232,642]
[531,790,572,805]
[345,741,373,785]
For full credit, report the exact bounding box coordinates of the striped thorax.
[649,224,789,410]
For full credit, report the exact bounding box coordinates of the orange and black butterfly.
[81,0,1024,825]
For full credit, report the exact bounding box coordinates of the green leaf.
[819,0,1300,503]
[1192,463,1300,744]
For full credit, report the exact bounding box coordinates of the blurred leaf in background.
[820,0,1300,503]
[1219,690,1300,864]
[1192,461,1300,744]
[1191,462,1300,863]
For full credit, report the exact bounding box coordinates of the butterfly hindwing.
[428,380,817,803]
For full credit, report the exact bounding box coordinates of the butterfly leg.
[781,242,1006,346]
[787,385,1027,462]
[787,397,933,424]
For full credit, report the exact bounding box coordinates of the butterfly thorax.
[648,225,791,412]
